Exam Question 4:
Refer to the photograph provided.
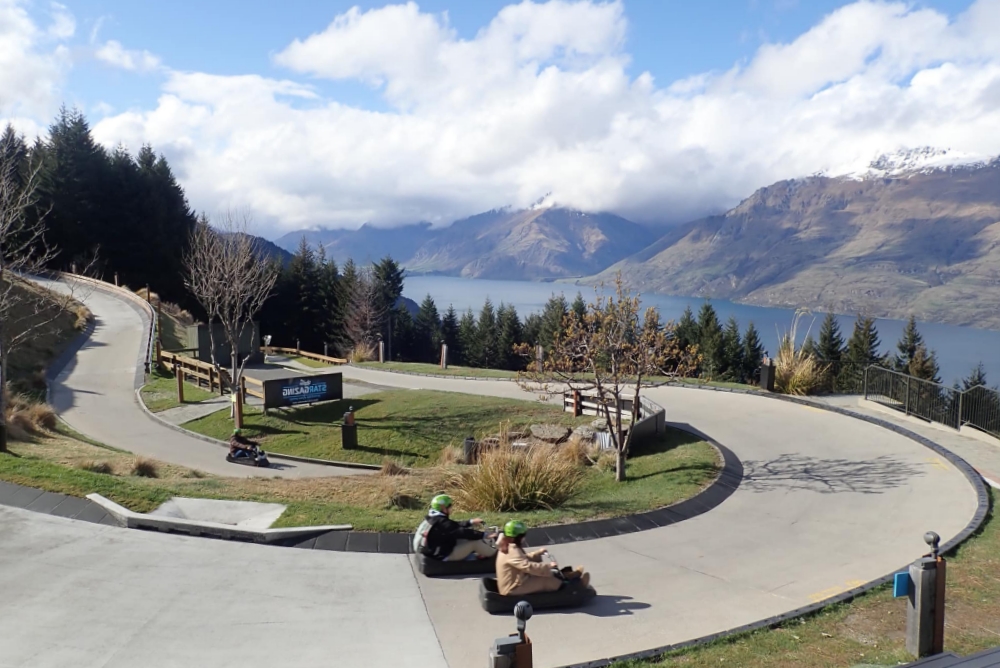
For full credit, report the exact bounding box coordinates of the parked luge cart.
[478,577,597,614]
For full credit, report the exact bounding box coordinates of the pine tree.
[961,363,989,391]
[522,313,542,347]
[372,256,404,359]
[496,303,523,370]
[895,316,925,372]
[393,306,415,361]
[316,246,345,355]
[697,303,724,378]
[570,293,587,322]
[539,294,569,351]
[719,317,744,382]
[414,295,441,363]
[286,237,321,349]
[458,309,479,366]
[441,305,461,365]
[643,308,663,336]
[476,298,499,368]
[674,306,698,351]
[908,344,941,383]
[845,315,881,367]
[742,322,764,383]
[817,313,844,363]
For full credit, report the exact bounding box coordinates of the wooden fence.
[563,390,666,453]
[242,375,265,401]
[159,350,229,394]
[265,346,347,366]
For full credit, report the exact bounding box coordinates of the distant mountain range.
[276,206,655,280]
[595,151,1000,329]
[274,149,1000,329]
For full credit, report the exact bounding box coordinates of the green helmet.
[430,494,453,512]
[232,429,242,436]
[503,520,527,537]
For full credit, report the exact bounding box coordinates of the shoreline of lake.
[403,274,1000,387]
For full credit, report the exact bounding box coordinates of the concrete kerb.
[131,387,382,472]
[551,383,994,668]
[86,493,352,543]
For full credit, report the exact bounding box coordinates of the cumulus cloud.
[0,0,72,125]
[95,39,161,72]
[72,0,1000,236]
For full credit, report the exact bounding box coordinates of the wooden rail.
[265,346,347,366]
[160,350,229,394]
[242,375,265,400]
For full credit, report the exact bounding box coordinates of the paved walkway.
[34,276,363,479]
[5,277,991,668]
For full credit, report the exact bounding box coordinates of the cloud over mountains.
[4,0,1000,236]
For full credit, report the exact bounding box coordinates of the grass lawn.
[0,425,719,532]
[140,367,218,412]
[613,490,999,668]
[182,389,594,467]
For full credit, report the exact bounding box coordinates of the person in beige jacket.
[495,520,589,596]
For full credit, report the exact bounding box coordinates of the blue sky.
[5,0,997,236]
[47,0,975,116]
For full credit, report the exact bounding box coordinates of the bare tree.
[516,273,700,481]
[345,264,386,359]
[0,133,77,451]
[183,209,278,412]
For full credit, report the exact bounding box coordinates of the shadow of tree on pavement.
[741,454,925,494]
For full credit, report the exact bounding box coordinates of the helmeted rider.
[229,428,258,457]
[495,520,588,596]
[414,494,497,561]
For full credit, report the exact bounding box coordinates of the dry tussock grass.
[3,392,58,440]
[451,443,583,512]
[774,310,828,396]
[379,458,409,476]
[349,341,378,363]
[78,460,115,475]
[130,457,160,478]
[556,435,598,467]
[437,444,464,466]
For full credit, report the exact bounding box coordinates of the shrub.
[78,461,115,475]
[774,310,828,396]
[557,436,598,467]
[73,305,93,330]
[452,444,583,512]
[3,390,57,437]
[131,457,160,478]
[349,341,378,363]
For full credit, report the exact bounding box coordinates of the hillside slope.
[277,207,654,280]
[596,160,1000,328]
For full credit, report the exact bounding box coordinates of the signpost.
[262,372,343,410]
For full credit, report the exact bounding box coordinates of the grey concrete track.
[7,278,987,668]
[34,276,363,479]
[0,504,446,668]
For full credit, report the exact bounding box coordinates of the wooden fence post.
[573,390,581,417]
[234,388,244,429]
[324,342,329,358]
[441,343,448,369]
[176,367,184,403]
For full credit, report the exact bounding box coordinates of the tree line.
[1,108,196,304]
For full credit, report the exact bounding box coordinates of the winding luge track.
[0,276,984,668]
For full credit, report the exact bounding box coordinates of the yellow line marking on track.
[808,579,868,603]
[926,457,950,472]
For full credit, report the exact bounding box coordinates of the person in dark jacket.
[415,495,497,561]
[229,429,259,457]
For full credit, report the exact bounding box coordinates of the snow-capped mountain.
[832,147,993,180]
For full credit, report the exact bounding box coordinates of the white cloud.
[95,39,161,72]
[43,0,1000,237]
[0,0,72,122]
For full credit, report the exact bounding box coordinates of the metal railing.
[864,366,960,428]
[863,366,1000,439]
[959,385,1000,439]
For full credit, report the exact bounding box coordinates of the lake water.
[404,275,1000,387]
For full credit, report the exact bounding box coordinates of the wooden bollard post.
[114,272,119,286]
[573,390,581,417]
[324,342,329,357]
[441,343,448,369]
[176,367,184,403]
[234,389,244,429]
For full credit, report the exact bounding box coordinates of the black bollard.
[342,407,357,450]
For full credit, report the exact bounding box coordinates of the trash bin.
[342,408,357,450]
[463,436,477,464]
[759,364,776,392]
